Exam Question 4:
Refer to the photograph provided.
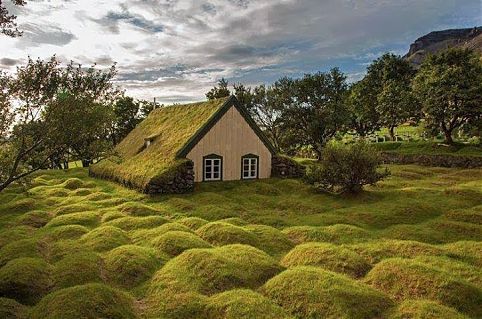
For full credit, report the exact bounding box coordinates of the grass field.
[0,165,481,318]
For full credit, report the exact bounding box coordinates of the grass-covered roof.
[90,97,229,190]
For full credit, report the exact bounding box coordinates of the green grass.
[0,165,481,318]
[373,141,482,157]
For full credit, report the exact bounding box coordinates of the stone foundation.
[145,161,195,194]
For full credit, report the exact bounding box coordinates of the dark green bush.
[304,141,389,194]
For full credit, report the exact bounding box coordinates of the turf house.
[90,96,302,194]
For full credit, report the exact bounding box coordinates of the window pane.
[214,166,219,173]
[213,173,219,179]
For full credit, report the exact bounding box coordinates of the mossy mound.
[101,211,127,223]
[218,217,249,226]
[61,178,89,190]
[70,187,93,196]
[0,238,45,267]
[388,300,468,319]
[196,222,259,247]
[0,226,33,248]
[16,210,52,228]
[84,192,112,201]
[0,257,52,305]
[348,240,445,265]
[365,258,482,317]
[281,243,371,278]
[244,225,294,256]
[3,198,36,213]
[131,222,192,245]
[104,216,168,231]
[151,231,212,257]
[46,212,100,228]
[104,245,164,289]
[282,224,374,244]
[206,289,292,319]
[0,297,27,319]
[178,217,209,230]
[53,203,94,216]
[53,252,104,289]
[30,283,137,319]
[117,202,163,217]
[262,266,391,319]
[44,225,89,240]
[443,206,482,224]
[146,290,207,319]
[49,240,86,262]
[443,241,482,266]
[80,226,131,251]
[149,244,283,296]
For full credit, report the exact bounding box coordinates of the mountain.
[404,27,482,66]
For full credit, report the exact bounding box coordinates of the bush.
[0,257,52,305]
[262,266,392,319]
[304,141,389,194]
[151,231,212,257]
[0,297,27,319]
[388,300,468,319]
[53,252,104,289]
[30,283,137,319]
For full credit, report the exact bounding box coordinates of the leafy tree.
[112,96,141,144]
[347,80,381,137]
[412,48,482,144]
[283,68,350,159]
[139,99,159,118]
[0,0,25,37]
[206,78,230,100]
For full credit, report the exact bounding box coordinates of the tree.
[412,48,482,144]
[206,78,230,100]
[347,80,381,138]
[284,68,350,159]
[112,96,140,144]
[1,0,25,37]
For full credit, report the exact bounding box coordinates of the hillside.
[405,26,482,66]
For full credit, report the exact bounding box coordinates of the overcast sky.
[1,0,481,104]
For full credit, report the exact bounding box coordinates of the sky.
[1,0,481,104]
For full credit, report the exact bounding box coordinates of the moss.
[117,202,164,217]
[146,290,208,319]
[101,211,127,223]
[104,245,164,289]
[46,211,100,228]
[104,216,168,231]
[0,226,34,248]
[80,226,131,252]
[388,300,469,319]
[262,266,392,319]
[281,243,371,278]
[0,257,52,305]
[44,225,89,240]
[206,289,293,319]
[53,203,95,215]
[178,217,209,230]
[3,198,36,213]
[365,258,482,317]
[61,178,87,190]
[149,244,283,296]
[196,222,259,247]
[53,252,103,289]
[131,222,192,245]
[218,217,249,226]
[16,210,52,228]
[49,240,86,262]
[70,188,92,196]
[0,297,28,319]
[30,283,137,319]
[282,224,374,244]
[84,192,112,201]
[0,238,44,267]
[244,224,294,257]
[151,231,212,257]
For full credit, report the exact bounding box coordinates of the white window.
[242,157,258,179]
[204,157,222,181]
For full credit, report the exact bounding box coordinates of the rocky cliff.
[405,27,482,66]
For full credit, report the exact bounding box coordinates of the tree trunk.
[81,159,92,167]
[444,129,454,145]
[389,126,395,141]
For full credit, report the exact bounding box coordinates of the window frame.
[203,154,223,182]
[241,154,259,180]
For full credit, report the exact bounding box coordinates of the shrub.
[0,297,27,319]
[80,226,131,251]
[0,257,52,305]
[53,252,104,289]
[281,243,371,278]
[206,289,292,319]
[30,283,137,319]
[304,141,389,194]
[151,231,212,257]
[262,266,392,319]
[104,245,163,289]
[196,222,259,247]
[365,258,482,317]
[388,300,468,319]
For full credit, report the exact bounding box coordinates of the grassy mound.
[365,258,482,317]
[389,300,468,319]
[244,225,294,256]
[84,191,112,201]
[131,222,192,245]
[282,224,374,244]
[104,216,168,231]
[0,297,27,319]
[443,241,482,266]
[0,257,52,305]
[149,244,283,296]
[0,238,44,266]
[281,243,371,278]
[3,198,36,213]
[70,188,93,196]
[151,231,212,257]
[101,211,127,223]
[146,290,207,319]
[178,217,209,230]
[16,210,52,228]
[0,226,34,248]
[196,222,259,247]
[80,226,131,251]
[44,225,89,240]
[444,206,482,224]
[117,202,163,217]
[53,203,95,216]
[53,252,104,289]
[46,212,100,228]
[61,178,88,190]
[30,283,137,319]
[104,245,164,289]
[206,289,292,319]
[218,217,249,226]
[262,266,392,319]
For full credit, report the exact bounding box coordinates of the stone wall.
[380,152,482,168]
[271,155,306,178]
[145,160,195,194]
